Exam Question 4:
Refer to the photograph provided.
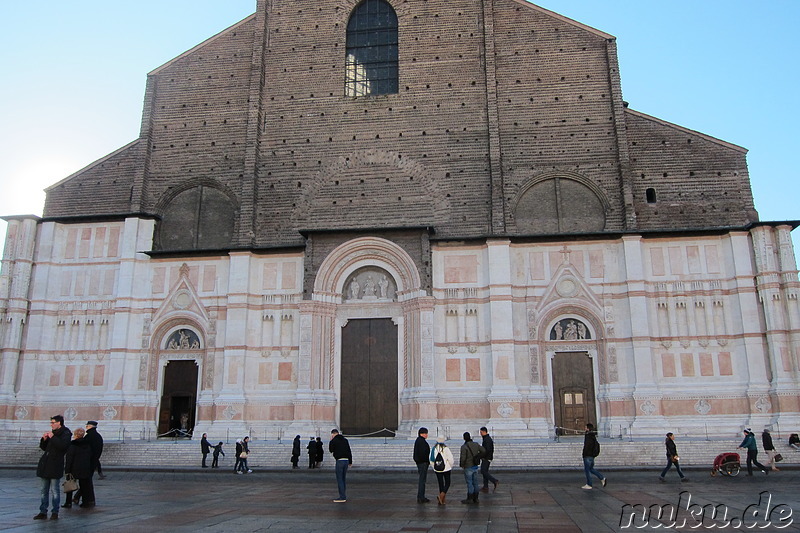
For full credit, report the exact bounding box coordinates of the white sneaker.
[601,478,607,487]
[247,470,253,473]
[581,484,592,490]
[333,499,347,503]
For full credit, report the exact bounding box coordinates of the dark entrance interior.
[340,318,398,437]
[158,360,198,437]
[552,352,596,435]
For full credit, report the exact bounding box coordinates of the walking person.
[413,427,431,503]
[479,427,499,493]
[429,435,455,505]
[658,432,688,482]
[211,441,225,468]
[307,437,317,468]
[459,432,485,505]
[34,415,72,520]
[329,429,352,502]
[581,423,607,489]
[291,435,301,469]
[233,439,242,473]
[739,429,768,476]
[200,433,212,468]
[235,436,252,474]
[315,436,325,468]
[62,428,92,509]
[762,429,780,472]
[80,420,103,506]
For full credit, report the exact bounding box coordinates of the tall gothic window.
[345,0,398,97]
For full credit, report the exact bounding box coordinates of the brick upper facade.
[41,0,758,246]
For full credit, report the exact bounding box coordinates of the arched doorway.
[157,328,202,437]
[547,317,599,435]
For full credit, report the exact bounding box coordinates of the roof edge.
[43,139,141,192]
[148,14,256,76]
[625,108,748,153]
[513,0,615,40]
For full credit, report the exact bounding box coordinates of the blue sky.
[1,0,797,256]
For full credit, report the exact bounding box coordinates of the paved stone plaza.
[0,467,796,532]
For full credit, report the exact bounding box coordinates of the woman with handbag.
[62,427,92,508]
[658,432,688,483]
[429,435,455,505]
[235,436,252,474]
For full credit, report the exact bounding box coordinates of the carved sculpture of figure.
[190,339,200,349]
[179,330,191,349]
[363,276,376,297]
[577,322,587,340]
[180,412,189,430]
[554,322,563,340]
[168,337,179,349]
[349,279,360,300]
[564,320,578,341]
[378,275,389,298]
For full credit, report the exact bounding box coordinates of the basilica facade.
[2,0,798,439]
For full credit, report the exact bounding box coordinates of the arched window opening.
[345,0,398,97]
[646,188,657,204]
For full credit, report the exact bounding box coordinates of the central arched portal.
[340,318,398,436]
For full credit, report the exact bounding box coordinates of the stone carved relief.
[345,267,397,301]
[640,400,657,415]
[497,402,514,418]
[103,405,117,420]
[755,396,772,413]
[695,399,712,415]
[550,318,591,341]
[529,345,540,384]
[14,406,28,420]
[223,405,238,420]
[166,329,201,350]
[607,345,618,383]
[64,407,78,421]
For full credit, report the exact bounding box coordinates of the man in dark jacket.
[329,429,352,502]
[479,427,499,493]
[81,420,103,506]
[762,429,779,472]
[35,415,72,520]
[459,432,486,504]
[581,423,606,490]
[291,435,301,469]
[413,427,431,503]
[200,433,211,468]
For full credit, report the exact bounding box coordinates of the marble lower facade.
[1,216,799,439]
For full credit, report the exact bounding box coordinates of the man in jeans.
[34,415,72,520]
[479,427,499,493]
[581,423,607,490]
[459,432,485,505]
[413,427,431,503]
[329,429,352,502]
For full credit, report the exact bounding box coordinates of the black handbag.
[62,474,79,493]
[774,453,783,462]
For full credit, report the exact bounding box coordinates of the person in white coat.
[429,435,455,505]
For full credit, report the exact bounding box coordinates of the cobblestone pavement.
[0,467,797,532]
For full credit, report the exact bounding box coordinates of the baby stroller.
[711,452,740,476]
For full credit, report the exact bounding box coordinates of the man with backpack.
[581,423,607,490]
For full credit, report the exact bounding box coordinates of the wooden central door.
[340,318,398,437]
[552,352,596,435]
